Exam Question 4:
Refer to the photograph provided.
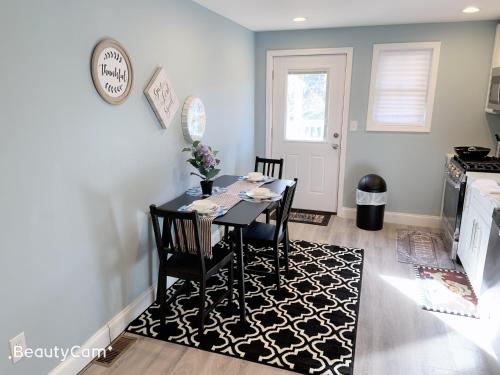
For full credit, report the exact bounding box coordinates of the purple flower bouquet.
[182,141,221,195]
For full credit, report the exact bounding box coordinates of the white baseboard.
[49,222,225,375]
[50,225,224,375]
[49,284,157,375]
[337,207,441,228]
[107,286,157,341]
[48,324,111,375]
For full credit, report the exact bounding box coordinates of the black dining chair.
[255,156,284,223]
[235,178,297,291]
[223,156,285,241]
[150,206,234,336]
[255,156,284,179]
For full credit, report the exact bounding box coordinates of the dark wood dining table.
[156,174,295,323]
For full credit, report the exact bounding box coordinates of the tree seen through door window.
[286,72,328,142]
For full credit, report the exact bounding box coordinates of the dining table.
[156,174,296,324]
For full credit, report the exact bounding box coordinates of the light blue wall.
[0,1,254,374]
[255,22,500,215]
[1,5,499,373]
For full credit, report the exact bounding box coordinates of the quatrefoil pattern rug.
[127,240,364,375]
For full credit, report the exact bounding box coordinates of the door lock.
[333,132,340,138]
[331,144,339,150]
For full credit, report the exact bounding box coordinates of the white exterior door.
[271,54,347,212]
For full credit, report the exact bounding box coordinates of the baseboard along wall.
[337,207,441,228]
[50,226,223,375]
[48,284,158,375]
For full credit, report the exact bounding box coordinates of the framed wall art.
[181,96,206,142]
[91,38,133,105]
[144,67,179,129]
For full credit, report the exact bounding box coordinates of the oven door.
[441,172,466,259]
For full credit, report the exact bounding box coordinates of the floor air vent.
[93,335,137,367]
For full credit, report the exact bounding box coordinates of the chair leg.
[228,257,234,305]
[199,279,206,336]
[235,228,247,322]
[156,262,166,305]
[274,242,281,291]
[244,242,250,265]
[185,280,192,297]
[156,262,168,324]
[284,227,290,275]
[228,230,234,252]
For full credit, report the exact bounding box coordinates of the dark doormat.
[415,266,479,318]
[397,230,455,270]
[273,209,333,226]
[127,240,364,375]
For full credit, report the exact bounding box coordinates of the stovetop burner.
[454,155,500,172]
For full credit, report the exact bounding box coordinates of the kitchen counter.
[466,172,500,208]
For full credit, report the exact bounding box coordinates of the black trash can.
[356,174,387,231]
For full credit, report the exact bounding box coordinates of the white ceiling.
[193,0,500,31]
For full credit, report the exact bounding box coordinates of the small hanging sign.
[144,67,179,129]
[91,38,133,105]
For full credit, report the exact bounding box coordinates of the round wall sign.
[181,96,206,142]
[91,39,133,105]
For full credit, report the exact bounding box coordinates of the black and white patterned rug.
[127,240,364,375]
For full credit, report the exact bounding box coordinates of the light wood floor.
[82,217,500,375]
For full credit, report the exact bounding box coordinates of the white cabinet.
[457,184,496,293]
[463,209,489,292]
[458,188,474,278]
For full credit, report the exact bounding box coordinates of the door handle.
[331,144,339,150]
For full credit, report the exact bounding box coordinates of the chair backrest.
[149,206,207,271]
[255,156,284,179]
[275,178,298,241]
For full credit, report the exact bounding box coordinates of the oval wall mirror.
[181,96,206,142]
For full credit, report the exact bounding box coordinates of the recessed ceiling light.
[462,6,480,14]
[293,17,307,22]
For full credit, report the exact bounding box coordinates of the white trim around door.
[266,48,353,213]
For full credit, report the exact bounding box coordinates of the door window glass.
[286,72,328,142]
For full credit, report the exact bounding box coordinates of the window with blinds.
[366,42,440,132]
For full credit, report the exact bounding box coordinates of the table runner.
[178,179,268,258]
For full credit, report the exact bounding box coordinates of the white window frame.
[366,42,441,133]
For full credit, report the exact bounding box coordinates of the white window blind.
[367,42,440,132]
